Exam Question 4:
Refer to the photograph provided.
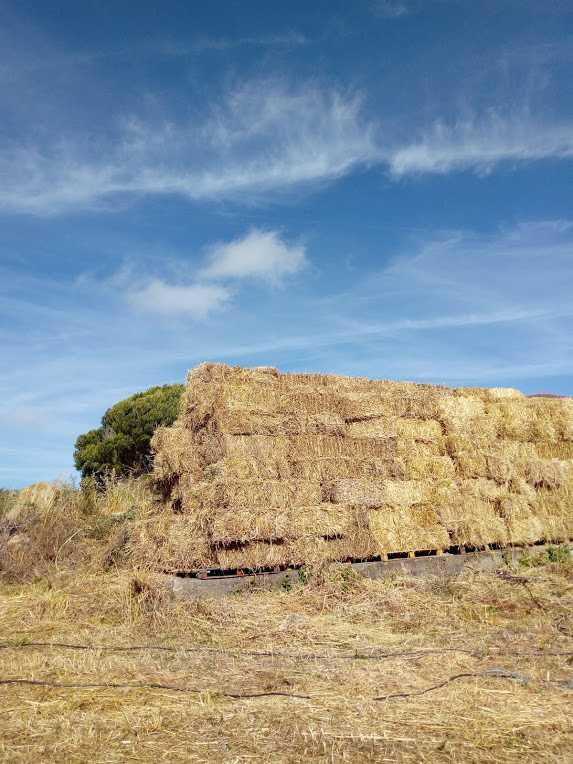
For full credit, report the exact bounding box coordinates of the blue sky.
[1,0,572,487]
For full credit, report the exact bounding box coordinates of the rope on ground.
[0,677,310,700]
[0,641,572,662]
[1,669,571,701]
[374,669,530,700]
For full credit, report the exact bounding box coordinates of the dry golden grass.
[1,540,572,762]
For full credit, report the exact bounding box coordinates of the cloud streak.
[0,81,379,215]
[388,112,573,176]
[3,98,573,216]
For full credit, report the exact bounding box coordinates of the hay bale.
[179,479,323,511]
[148,363,573,571]
[211,503,354,544]
[523,459,564,490]
[402,454,456,480]
[496,495,544,545]
[535,442,573,459]
[438,394,486,433]
[438,495,508,547]
[369,505,449,553]
[131,514,215,571]
[293,530,380,565]
[531,489,573,542]
[459,478,507,501]
[327,479,426,507]
[216,541,295,571]
[485,453,514,484]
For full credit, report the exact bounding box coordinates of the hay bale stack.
[144,363,573,571]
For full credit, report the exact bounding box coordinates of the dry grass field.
[1,484,572,763]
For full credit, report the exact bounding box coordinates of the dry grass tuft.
[0,546,572,762]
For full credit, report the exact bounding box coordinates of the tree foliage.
[74,384,184,479]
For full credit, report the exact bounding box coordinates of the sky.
[1,0,573,487]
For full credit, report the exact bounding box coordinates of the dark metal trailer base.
[165,542,570,600]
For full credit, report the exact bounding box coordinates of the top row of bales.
[136,363,573,573]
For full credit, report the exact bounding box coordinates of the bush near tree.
[74,384,184,480]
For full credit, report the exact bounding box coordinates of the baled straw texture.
[140,363,573,571]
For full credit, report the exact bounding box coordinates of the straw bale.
[151,425,202,488]
[211,504,354,544]
[485,454,514,484]
[531,489,573,542]
[220,385,281,414]
[491,399,530,441]
[535,442,573,459]
[438,394,486,435]
[277,392,352,419]
[385,479,428,506]
[211,510,287,544]
[446,432,493,459]
[396,440,443,463]
[437,496,509,547]
[288,457,406,482]
[448,445,488,479]
[346,417,395,439]
[529,400,561,442]
[223,434,397,461]
[204,455,285,481]
[340,393,395,421]
[455,386,523,401]
[459,478,507,501]
[206,455,405,482]
[149,363,573,570]
[292,530,380,565]
[369,505,449,553]
[180,479,322,511]
[507,477,537,504]
[393,418,446,452]
[402,454,456,480]
[390,385,442,420]
[345,383,441,420]
[523,459,564,490]
[216,541,296,571]
[131,514,215,571]
[334,479,428,506]
[496,495,544,545]
[499,440,539,462]
[327,479,387,507]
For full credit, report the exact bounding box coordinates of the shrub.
[74,384,184,480]
[519,544,571,568]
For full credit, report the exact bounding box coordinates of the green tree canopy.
[74,384,184,479]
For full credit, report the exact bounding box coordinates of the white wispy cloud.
[0,81,379,215]
[200,229,306,283]
[388,112,573,176]
[3,96,573,215]
[119,228,305,316]
[127,281,232,317]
